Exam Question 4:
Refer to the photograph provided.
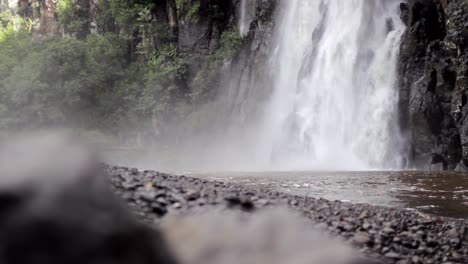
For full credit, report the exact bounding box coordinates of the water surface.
[187,171,468,219]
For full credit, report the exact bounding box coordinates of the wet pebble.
[107,165,468,264]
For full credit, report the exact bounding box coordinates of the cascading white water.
[258,0,405,170]
[239,0,248,36]
[239,0,255,36]
[147,0,406,172]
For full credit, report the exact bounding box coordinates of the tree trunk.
[166,0,178,38]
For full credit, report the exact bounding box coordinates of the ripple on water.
[188,170,468,219]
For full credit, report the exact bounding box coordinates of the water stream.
[239,0,256,36]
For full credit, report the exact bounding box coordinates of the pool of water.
[186,171,468,219]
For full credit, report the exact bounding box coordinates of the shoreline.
[108,166,468,264]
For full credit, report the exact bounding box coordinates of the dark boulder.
[0,132,177,264]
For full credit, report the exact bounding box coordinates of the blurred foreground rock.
[0,132,177,264]
[162,209,377,264]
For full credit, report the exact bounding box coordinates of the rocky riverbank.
[109,166,468,264]
[0,130,466,264]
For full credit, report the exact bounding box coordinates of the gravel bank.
[108,166,468,264]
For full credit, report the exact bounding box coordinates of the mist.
[103,0,407,172]
[0,0,408,173]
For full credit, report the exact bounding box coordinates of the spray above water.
[131,0,406,172]
[258,0,405,170]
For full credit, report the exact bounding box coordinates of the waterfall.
[258,0,405,170]
[155,0,406,172]
[239,0,255,36]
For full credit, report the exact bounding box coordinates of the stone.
[352,232,372,246]
[412,256,421,263]
[385,251,402,259]
[383,227,396,234]
[0,134,177,264]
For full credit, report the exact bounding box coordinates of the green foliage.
[176,0,186,10]
[0,11,33,84]
[146,44,188,85]
[0,0,245,141]
[186,2,200,21]
[0,32,128,130]
[0,29,189,135]
[57,0,74,27]
[215,30,245,59]
[0,10,32,38]
[176,0,200,21]
[57,0,87,35]
[2,38,85,128]
[127,44,189,120]
[107,0,143,38]
[190,29,245,101]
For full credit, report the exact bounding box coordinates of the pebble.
[385,251,401,259]
[107,166,468,264]
[352,232,371,246]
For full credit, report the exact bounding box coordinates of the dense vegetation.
[0,0,243,144]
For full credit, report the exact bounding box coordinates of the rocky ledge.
[109,166,468,264]
[399,0,468,170]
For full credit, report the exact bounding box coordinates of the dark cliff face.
[213,0,277,112]
[399,0,468,170]
[183,0,276,100]
[162,0,278,155]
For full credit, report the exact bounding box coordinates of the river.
[105,149,468,219]
[186,170,468,219]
